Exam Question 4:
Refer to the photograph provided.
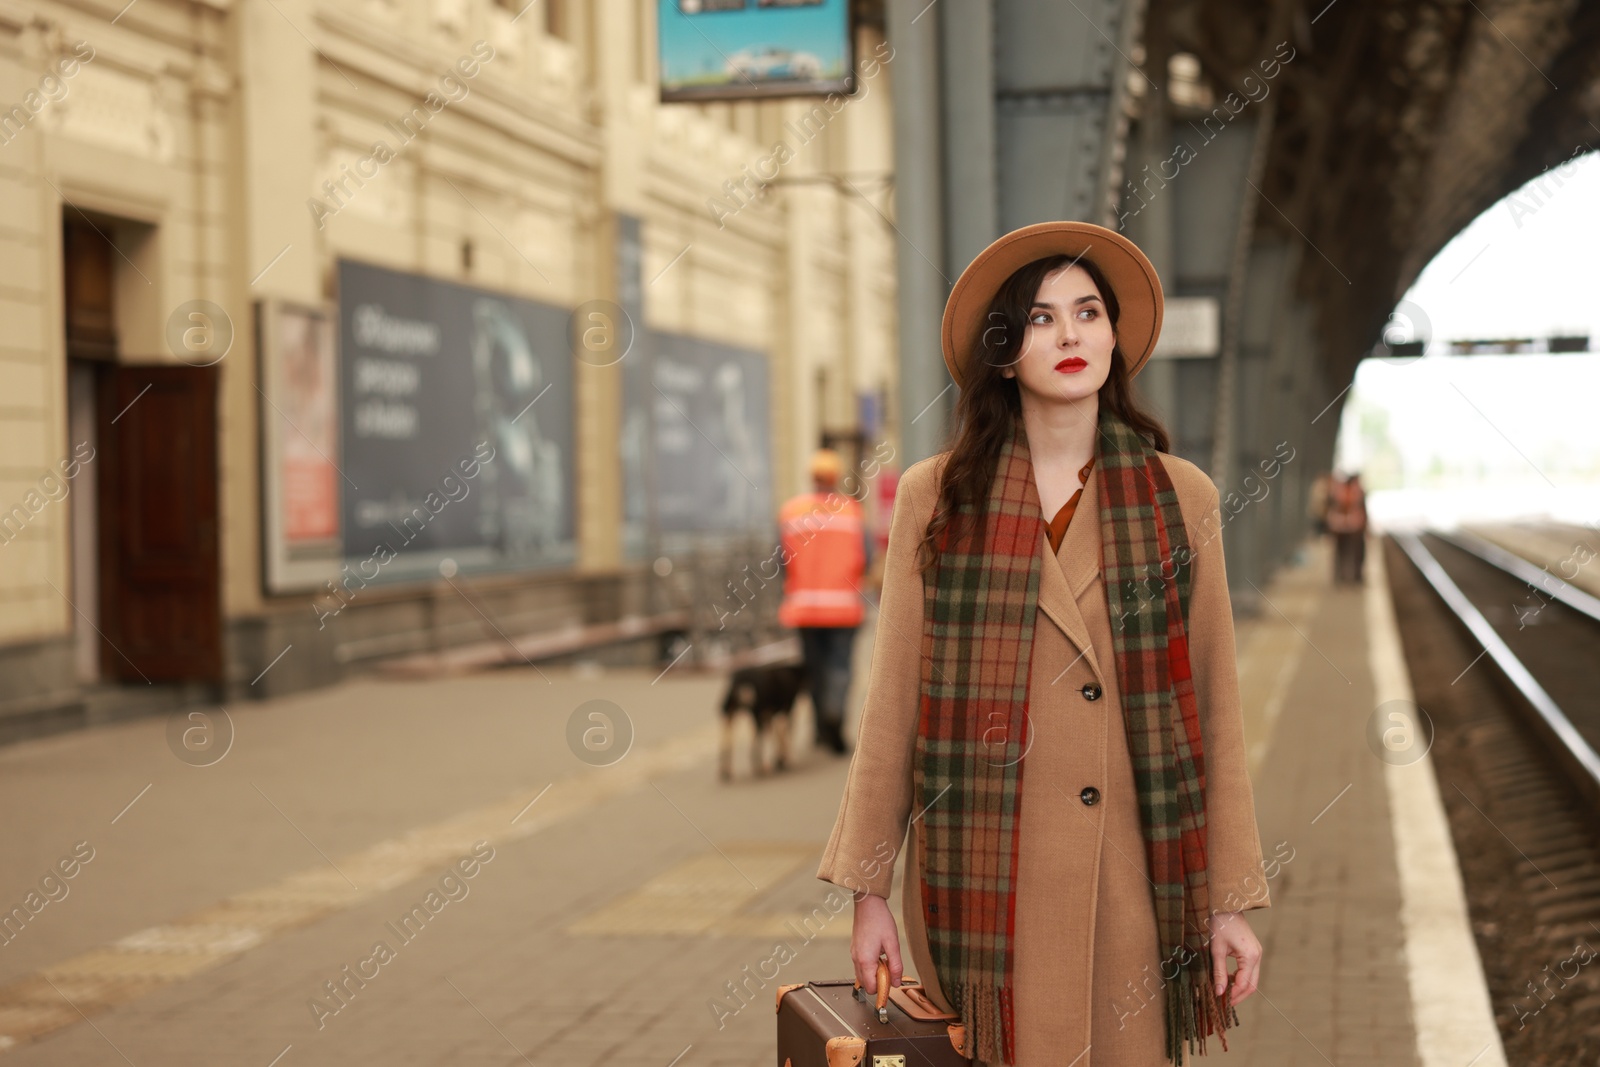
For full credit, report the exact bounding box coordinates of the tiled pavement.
[1223,551,1420,1067]
[0,539,1498,1065]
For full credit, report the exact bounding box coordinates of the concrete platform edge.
[1367,540,1507,1067]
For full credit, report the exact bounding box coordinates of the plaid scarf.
[915,408,1237,1065]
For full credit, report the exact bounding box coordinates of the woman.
[815,222,1268,1066]
[1325,472,1368,584]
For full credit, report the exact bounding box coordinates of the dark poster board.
[651,332,771,535]
[618,216,653,562]
[336,259,576,583]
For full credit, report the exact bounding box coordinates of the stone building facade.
[0,0,899,735]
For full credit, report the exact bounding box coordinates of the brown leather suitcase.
[776,955,973,1067]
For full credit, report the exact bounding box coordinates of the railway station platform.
[0,538,1508,1066]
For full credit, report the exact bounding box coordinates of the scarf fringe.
[948,979,1016,1066]
[1165,951,1241,1064]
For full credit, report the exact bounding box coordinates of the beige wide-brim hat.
[941,221,1164,388]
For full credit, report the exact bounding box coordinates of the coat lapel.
[1035,461,1103,681]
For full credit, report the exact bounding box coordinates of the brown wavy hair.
[917,254,1170,574]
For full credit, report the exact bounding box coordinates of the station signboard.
[1152,295,1221,358]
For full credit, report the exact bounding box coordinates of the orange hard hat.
[809,448,843,483]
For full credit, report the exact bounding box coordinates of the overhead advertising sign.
[658,0,854,102]
[335,259,577,585]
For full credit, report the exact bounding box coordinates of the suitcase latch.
[871,1058,906,1067]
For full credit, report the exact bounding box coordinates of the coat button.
[1081,683,1102,701]
[1080,786,1100,806]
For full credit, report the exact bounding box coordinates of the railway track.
[1385,530,1600,1061]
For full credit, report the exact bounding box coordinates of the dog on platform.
[718,663,807,781]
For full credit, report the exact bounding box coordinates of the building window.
[545,0,568,40]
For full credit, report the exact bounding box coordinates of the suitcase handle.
[850,952,893,1023]
[887,982,958,1022]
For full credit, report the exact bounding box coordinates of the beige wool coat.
[816,448,1270,1067]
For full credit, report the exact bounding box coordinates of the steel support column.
[993,0,1142,229]
[887,0,950,465]
[939,0,998,271]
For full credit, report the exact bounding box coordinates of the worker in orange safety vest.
[777,448,872,756]
[1325,471,1368,585]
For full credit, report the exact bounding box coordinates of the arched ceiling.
[1160,0,1600,379]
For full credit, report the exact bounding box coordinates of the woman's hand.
[851,893,903,994]
[1208,911,1262,1005]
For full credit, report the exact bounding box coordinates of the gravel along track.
[1385,534,1600,1064]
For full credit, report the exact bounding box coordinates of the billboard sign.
[650,331,771,534]
[335,259,577,584]
[658,0,854,102]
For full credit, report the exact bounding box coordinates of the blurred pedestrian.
[1326,472,1368,584]
[778,448,870,756]
[1308,471,1331,536]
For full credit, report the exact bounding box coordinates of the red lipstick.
[1055,357,1088,373]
